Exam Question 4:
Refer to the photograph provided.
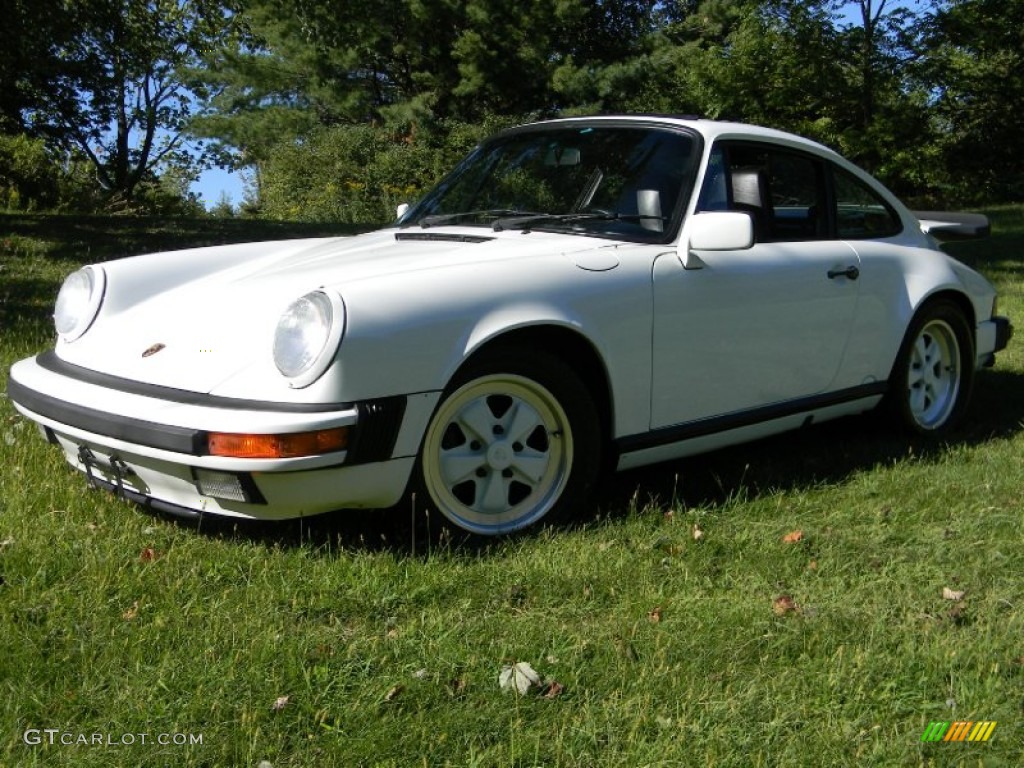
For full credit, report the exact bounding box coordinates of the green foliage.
[259,118,514,224]
[7,0,1024,213]
[913,0,1024,203]
[0,134,59,211]
[2,0,246,205]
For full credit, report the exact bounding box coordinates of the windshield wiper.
[416,209,533,228]
[492,211,669,232]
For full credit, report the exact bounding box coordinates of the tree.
[0,0,86,138]
[915,0,1024,201]
[197,0,667,137]
[13,0,246,204]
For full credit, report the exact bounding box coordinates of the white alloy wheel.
[907,318,961,430]
[891,299,973,435]
[421,374,573,534]
[416,347,600,536]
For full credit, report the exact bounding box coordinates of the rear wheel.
[890,300,974,435]
[414,348,600,535]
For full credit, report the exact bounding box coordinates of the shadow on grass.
[0,276,63,340]
[144,366,1024,557]
[0,212,368,259]
[601,367,1023,517]
[1,213,374,346]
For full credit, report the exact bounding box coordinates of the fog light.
[206,427,349,459]
[193,469,251,502]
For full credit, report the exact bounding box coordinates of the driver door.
[650,142,862,430]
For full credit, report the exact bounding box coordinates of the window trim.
[698,139,905,243]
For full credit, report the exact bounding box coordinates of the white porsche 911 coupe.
[6,116,1012,534]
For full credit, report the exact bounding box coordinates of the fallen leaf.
[807,560,818,570]
[772,595,798,616]
[122,600,140,620]
[782,530,804,543]
[272,695,290,712]
[448,677,467,697]
[542,681,565,699]
[139,547,158,562]
[942,587,966,602]
[384,684,404,702]
[648,606,663,623]
[499,661,540,696]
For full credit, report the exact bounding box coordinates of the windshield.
[399,123,699,242]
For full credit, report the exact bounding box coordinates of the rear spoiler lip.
[912,210,990,240]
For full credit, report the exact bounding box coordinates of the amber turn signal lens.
[207,427,349,458]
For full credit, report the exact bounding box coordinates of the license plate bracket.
[77,445,135,499]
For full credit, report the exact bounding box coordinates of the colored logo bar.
[921,721,997,742]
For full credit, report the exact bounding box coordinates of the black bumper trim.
[993,316,1013,352]
[8,370,408,465]
[8,375,206,455]
[347,397,407,464]
[35,350,352,413]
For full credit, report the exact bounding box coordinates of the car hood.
[56,227,616,395]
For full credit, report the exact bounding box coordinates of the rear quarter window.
[833,167,902,239]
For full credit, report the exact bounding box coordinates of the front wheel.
[889,300,974,435]
[413,348,600,535]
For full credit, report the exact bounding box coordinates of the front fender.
[323,253,655,439]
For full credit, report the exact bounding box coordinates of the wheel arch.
[458,324,615,449]
[884,288,977,434]
[915,288,976,332]
[890,289,977,381]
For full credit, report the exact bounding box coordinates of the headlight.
[54,266,106,341]
[272,289,346,387]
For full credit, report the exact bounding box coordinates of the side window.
[833,167,902,239]
[696,143,826,243]
[768,152,824,241]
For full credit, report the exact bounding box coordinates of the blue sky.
[193,165,247,210]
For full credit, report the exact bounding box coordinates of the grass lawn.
[1,210,1022,767]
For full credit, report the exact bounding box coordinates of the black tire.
[411,346,601,535]
[888,299,974,435]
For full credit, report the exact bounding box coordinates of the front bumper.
[6,352,439,520]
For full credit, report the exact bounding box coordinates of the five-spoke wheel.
[891,300,974,434]
[415,348,599,535]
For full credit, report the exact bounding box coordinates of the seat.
[730,167,772,242]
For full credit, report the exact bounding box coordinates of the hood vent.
[394,232,493,244]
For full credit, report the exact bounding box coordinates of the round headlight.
[54,266,106,341]
[273,290,345,387]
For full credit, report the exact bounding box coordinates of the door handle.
[827,265,860,280]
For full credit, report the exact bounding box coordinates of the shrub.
[0,133,60,211]
[259,117,518,225]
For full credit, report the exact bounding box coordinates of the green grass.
[1,211,1022,767]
